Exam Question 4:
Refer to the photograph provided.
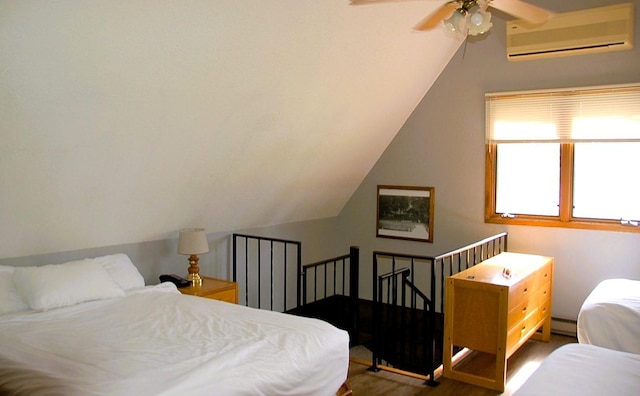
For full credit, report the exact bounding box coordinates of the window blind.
[485,83,640,143]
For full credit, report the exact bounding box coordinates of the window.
[485,83,640,233]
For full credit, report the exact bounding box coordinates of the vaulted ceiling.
[0,0,464,258]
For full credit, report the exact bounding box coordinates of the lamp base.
[186,254,202,286]
[185,272,202,286]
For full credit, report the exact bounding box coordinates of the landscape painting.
[376,185,435,243]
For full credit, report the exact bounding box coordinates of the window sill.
[485,215,640,234]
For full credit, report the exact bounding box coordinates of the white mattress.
[514,343,640,396]
[577,278,640,354]
[0,284,349,396]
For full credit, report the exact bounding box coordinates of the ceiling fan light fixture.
[352,0,554,37]
[443,9,466,32]
[442,0,493,37]
[467,9,492,36]
[467,4,483,26]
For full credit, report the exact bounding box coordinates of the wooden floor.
[347,334,576,396]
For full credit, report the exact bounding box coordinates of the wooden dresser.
[442,252,553,391]
[178,276,238,304]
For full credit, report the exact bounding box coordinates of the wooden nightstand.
[179,276,238,304]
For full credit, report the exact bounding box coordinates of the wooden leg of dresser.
[541,316,552,342]
[531,317,552,343]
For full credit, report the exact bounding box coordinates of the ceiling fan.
[350,0,554,36]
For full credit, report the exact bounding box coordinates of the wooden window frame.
[485,143,640,234]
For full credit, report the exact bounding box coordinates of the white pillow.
[93,254,145,291]
[13,259,125,311]
[0,266,29,314]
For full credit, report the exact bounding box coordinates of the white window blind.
[486,83,640,143]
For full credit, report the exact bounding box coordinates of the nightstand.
[179,276,238,304]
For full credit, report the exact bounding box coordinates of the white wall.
[0,0,461,260]
[336,0,640,321]
[0,217,341,287]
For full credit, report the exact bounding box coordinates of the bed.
[577,278,640,354]
[0,255,350,396]
[514,343,640,396]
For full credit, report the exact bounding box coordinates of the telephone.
[159,274,192,288]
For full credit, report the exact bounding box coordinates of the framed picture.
[376,185,435,243]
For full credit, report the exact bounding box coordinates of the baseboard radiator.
[551,317,578,338]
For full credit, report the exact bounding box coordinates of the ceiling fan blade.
[489,0,554,24]
[413,2,459,31]
[350,0,424,5]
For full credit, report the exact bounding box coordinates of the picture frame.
[376,185,435,243]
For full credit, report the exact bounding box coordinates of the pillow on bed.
[93,254,145,291]
[12,259,126,311]
[0,266,29,314]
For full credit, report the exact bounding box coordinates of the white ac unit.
[506,2,634,61]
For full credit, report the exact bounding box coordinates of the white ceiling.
[0,0,463,258]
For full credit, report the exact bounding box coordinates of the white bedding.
[514,343,640,396]
[577,278,640,354]
[0,283,349,396]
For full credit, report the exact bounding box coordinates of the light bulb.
[467,10,492,36]
[469,12,484,27]
[467,5,483,27]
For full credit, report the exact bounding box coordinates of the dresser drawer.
[508,281,551,331]
[536,280,552,305]
[536,262,552,285]
[507,311,540,354]
[508,276,536,310]
[537,297,552,322]
[507,300,535,330]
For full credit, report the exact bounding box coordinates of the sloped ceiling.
[0,0,463,258]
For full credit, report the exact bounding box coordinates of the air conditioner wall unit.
[506,3,634,61]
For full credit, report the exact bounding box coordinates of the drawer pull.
[522,307,527,314]
[523,288,528,293]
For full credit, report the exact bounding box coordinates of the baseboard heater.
[550,316,578,338]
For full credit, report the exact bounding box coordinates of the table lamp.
[177,228,209,285]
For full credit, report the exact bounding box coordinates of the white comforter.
[0,284,349,396]
[514,343,640,396]
[577,278,640,354]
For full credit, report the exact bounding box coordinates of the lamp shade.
[177,228,209,255]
